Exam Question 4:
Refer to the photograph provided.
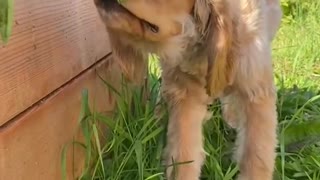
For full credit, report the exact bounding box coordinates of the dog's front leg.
[161,72,209,180]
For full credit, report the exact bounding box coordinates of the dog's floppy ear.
[194,0,238,97]
[108,31,148,86]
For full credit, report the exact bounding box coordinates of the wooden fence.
[0,0,118,179]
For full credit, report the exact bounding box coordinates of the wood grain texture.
[0,56,121,180]
[0,0,110,125]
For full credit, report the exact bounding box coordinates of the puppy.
[94,0,282,179]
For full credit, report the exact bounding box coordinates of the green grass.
[62,1,320,179]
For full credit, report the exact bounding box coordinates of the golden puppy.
[94,0,282,179]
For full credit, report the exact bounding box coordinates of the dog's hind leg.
[226,37,278,180]
[222,88,278,180]
[237,95,277,180]
[161,70,209,180]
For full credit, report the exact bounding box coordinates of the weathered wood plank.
[0,0,110,125]
[0,56,120,180]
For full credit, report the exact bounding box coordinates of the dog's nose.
[100,0,118,3]
[95,0,118,6]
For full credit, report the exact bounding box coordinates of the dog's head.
[94,0,238,95]
[94,0,194,43]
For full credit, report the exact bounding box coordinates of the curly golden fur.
[94,0,282,179]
